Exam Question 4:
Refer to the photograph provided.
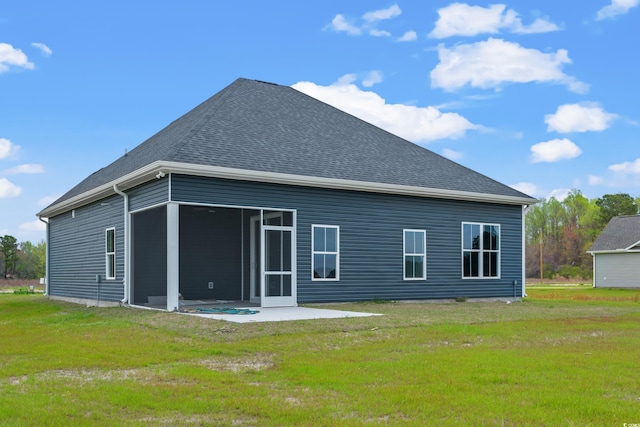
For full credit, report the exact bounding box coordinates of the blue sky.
[1,0,638,243]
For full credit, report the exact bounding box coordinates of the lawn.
[1,288,639,426]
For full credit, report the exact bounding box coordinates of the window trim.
[105,227,116,280]
[461,222,501,279]
[311,224,340,281]
[403,229,427,281]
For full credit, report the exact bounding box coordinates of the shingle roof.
[589,215,640,252]
[45,78,534,211]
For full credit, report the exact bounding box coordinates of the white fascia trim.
[587,249,640,255]
[37,161,168,218]
[624,240,640,251]
[38,160,537,217]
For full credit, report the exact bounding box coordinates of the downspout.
[38,216,49,296]
[113,184,129,304]
[522,205,527,298]
[590,251,596,288]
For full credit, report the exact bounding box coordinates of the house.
[37,78,537,311]
[587,215,640,288]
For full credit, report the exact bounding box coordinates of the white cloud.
[369,29,391,37]
[596,0,639,20]
[325,14,362,35]
[292,77,478,143]
[0,43,35,73]
[548,188,571,201]
[326,5,404,38]
[510,182,540,196]
[38,194,62,206]
[545,103,618,133]
[31,42,52,57]
[512,183,571,199]
[514,18,561,34]
[588,175,604,185]
[430,38,589,93]
[362,4,402,22]
[530,138,582,163]
[0,138,20,159]
[596,158,640,187]
[4,163,45,175]
[442,148,464,160]
[19,219,46,232]
[336,73,357,85]
[0,177,22,198]
[609,158,640,174]
[362,70,383,87]
[429,3,560,39]
[397,30,417,42]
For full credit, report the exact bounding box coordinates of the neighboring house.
[37,78,537,311]
[587,215,640,288]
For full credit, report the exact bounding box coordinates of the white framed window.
[462,222,500,279]
[404,229,426,280]
[105,228,116,280]
[312,225,339,281]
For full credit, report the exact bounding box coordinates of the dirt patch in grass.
[528,287,640,302]
[526,278,591,286]
[198,354,274,372]
[6,367,153,387]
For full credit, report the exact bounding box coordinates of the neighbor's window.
[106,228,116,280]
[462,222,500,278]
[404,229,426,280]
[312,225,339,280]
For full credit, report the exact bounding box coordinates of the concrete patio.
[179,305,383,323]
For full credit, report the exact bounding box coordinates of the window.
[404,229,426,280]
[462,223,500,278]
[105,228,116,280]
[312,225,339,280]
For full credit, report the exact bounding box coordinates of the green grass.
[1,289,639,426]
[528,285,640,302]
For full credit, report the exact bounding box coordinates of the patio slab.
[180,306,382,323]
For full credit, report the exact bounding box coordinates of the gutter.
[38,161,538,218]
[38,216,49,296]
[586,249,640,255]
[113,184,129,304]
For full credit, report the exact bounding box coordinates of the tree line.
[0,236,46,280]
[525,191,639,280]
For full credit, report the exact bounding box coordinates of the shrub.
[556,265,590,280]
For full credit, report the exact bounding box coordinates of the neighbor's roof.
[39,78,535,217]
[589,215,640,252]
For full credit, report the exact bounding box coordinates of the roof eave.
[624,240,640,251]
[37,162,165,218]
[38,161,538,218]
[588,249,640,254]
[167,162,537,205]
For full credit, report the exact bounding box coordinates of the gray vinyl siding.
[171,174,524,303]
[128,177,169,212]
[593,252,640,288]
[48,195,125,301]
